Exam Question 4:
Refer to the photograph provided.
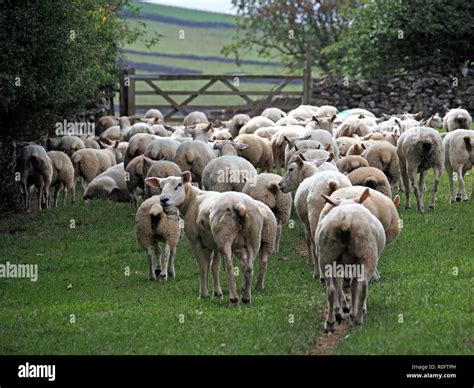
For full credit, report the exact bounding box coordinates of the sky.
[141,0,236,14]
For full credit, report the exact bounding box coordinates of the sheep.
[123,133,158,168]
[397,126,444,212]
[184,123,213,142]
[212,139,249,156]
[218,113,251,138]
[361,131,398,146]
[304,170,352,271]
[115,141,128,164]
[336,136,359,157]
[151,124,172,137]
[145,173,264,303]
[83,137,100,149]
[96,115,118,136]
[234,134,274,172]
[242,173,292,253]
[261,107,287,122]
[135,194,182,281]
[125,155,146,208]
[288,106,318,121]
[238,116,275,135]
[442,129,474,202]
[286,149,331,166]
[99,116,131,143]
[425,112,443,130]
[71,142,119,188]
[143,157,182,199]
[253,126,279,139]
[15,144,53,212]
[253,201,277,290]
[315,105,338,118]
[362,142,401,187]
[270,125,307,173]
[443,108,472,132]
[336,155,369,175]
[284,139,324,167]
[346,142,367,156]
[304,130,339,158]
[183,111,209,127]
[305,115,337,134]
[47,151,75,206]
[210,128,233,141]
[347,167,392,198]
[335,115,373,138]
[316,193,386,330]
[202,154,257,192]
[122,122,154,142]
[174,140,216,187]
[144,108,164,122]
[46,135,85,158]
[83,163,131,202]
[275,116,304,126]
[144,138,180,162]
[339,108,376,119]
[319,186,401,247]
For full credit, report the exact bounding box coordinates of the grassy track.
[0,169,472,355]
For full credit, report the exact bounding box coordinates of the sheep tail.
[337,216,351,243]
[464,136,472,153]
[366,177,378,190]
[328,180,338,194]
[233,203,246,225]
[381,151,391,165]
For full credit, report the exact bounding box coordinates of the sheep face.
[145,172,191,208]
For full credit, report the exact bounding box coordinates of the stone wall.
[310,68,474,117]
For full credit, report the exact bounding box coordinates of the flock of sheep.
[15,103,473,331]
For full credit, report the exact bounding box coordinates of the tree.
[0,0,158,212]
[323,0,474,77]
[222,0,356,76]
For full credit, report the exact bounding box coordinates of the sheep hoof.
[242,298,251,304]
[463,198,469,202]
[159,273,167,282]
[167,271,175,278]
[149,275,157,281]
[335,313,342,324]
[154,268,162,277]
[455,196,461,202]
[214,291,223,298]
[324,321,336,333]
[229,297,239,305]
[342,306,350,313]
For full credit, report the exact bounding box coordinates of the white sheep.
[397,126,444,212]
[442,129,474,202]
[83,163,131,202]
[144,108,164,122]
[15,144,53,212]
[47,151,75,206]
[238,116,275,135]
[234,134,274,172]
[145,173,264,304]
[261,107,287,122]
[46,135,85,158]
[336,155,369,175]
[316,192,386,330]
[144,138,180,162]
[183,111,209,127]
[347,166,392,198]
[135,195,182,281]
[174,140,216,187]
[217,113,251,138]
[242,173,292,253]
[143,157,182,199]
[443,108,472,132]
[362,142,401,187]
[123,133,158,167]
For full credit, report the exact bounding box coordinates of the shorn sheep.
[47,150,75,206]
[442,108,472,132]
[347,166,392,198]
[145,173,264,304]
[316,189,386,331]
[135,195,182,281]
[83,163,131,202]
[442,129,474,202]
[397,127,444,212]
[15,144,53,211]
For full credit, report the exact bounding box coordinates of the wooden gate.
[119,69,311,122]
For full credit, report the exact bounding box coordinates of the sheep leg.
[146,247,156,281]
[334,277,343,324]
[429,164,442,208]
[153,241,162,276]
[350,278,360,327]
[457,167,467,201]
[336,277,349,314]
[274,223,282,254]
[193,243,212,298]
[355,279,368,325]
[240,250,253,304]
[417,169,428,213]
[446,163,456,203]
[401,161,411,209]
[220,244,239,304]
[38,181,45,211]
[158,244,170,282]
[255,248,268,291]
[211,251,223,298]
[53,186,60,207]
[303,224,314,265]
[168,246,176,278]
[324,277,337,333]
[22,180,30,212]
[406,165,419,212]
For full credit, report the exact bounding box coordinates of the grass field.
[0,169,472,355]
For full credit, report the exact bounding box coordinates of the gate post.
[120,68,135,116]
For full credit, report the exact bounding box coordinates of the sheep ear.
[283,136,290,144]
[312,116,320,125]
[321,193,341,207]
[206,123,213,133]
[327,152,334,162]
[393,195,400,207]
[268,182,280,194]
[143,155,154,165]
[464,137,472,152]
[236,143,248,150]
[357,188,370,204]
[325,144,332,151]
[383,114,391,120]
[414,111,423,120]
[358,114,365,119]
[294,145,299,151]
[213,142,223,150]
[113,141,119,149]
[296,155,305,166]
[181,171,192,184]
[330,114,337,122]
[145,177,161,188]
[361,143,367,150]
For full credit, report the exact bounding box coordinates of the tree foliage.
[323,0,474,77]
[222,0,356,72]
